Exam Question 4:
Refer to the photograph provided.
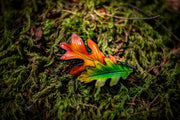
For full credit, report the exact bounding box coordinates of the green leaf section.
[77,58,133,87]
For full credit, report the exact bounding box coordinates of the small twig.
[150,93,160,106]
[94,10,106,18]
[61,9,76,14]
[104,13,160,20]
[130,4,180,42]
[124,24,133,42]
[114,6,124,11]
[61,8,80,15]
[127,96,137,108]
[94,10,160,20]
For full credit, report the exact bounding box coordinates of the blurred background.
[0,0,180,119]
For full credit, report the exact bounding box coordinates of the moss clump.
[0,0,180,119]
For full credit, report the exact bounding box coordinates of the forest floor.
[0,0,180,119]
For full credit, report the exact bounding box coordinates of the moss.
[0,0,180,119]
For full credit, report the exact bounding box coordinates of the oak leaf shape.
[60,33,107,75]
